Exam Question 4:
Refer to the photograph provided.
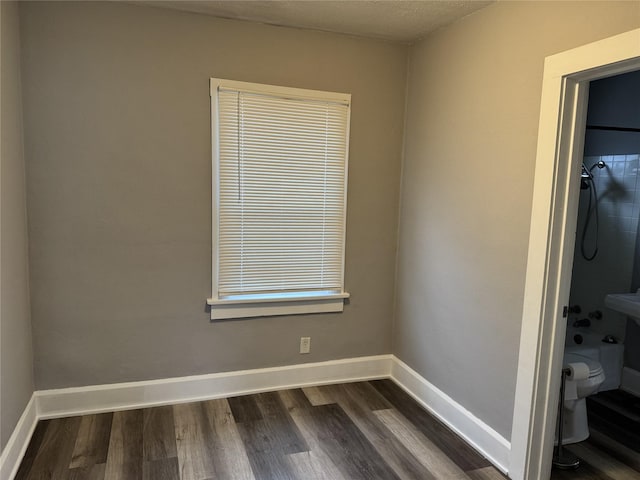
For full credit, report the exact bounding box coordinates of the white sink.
[605,289,640,326]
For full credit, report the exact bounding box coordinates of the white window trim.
[207,78,351,320]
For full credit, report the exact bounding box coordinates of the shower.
[579,160,606,261]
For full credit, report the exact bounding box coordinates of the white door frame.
[509,28,640,480]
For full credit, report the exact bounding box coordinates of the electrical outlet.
[300,336,311,354]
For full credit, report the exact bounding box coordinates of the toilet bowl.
[558,350,605,445]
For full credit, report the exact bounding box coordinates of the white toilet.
[559,348,605,444]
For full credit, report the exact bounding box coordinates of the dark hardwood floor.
[15,380,508,480]
[549,428,640,480]
[550,390,640,480]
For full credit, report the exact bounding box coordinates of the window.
[207,79,351,320]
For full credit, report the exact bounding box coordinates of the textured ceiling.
[142,1,495,43]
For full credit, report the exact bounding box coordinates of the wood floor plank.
[374,407,469,480]
[301,386,335,406]
[69,413,113,469]
[588,428,640,473]
[233,422,298,480]
[104,409,143,480]
[589,391,640,422]
[254,392,293,419]
[589,411,640,454]
[234,393,308,480]
[285,450,346,480]
[277,388,312,412]
[24,416,82,480]
[281,406,345,480]
[143,406,177,461]
[290,403,402,480]
[567,442,640,480]
[371,379,491,471]
[322,384,438,480]
[142,457,180,480]
[173,402,217,480]
[466,466,508,480]
[14,420,50,480]
[68,463,106,480]
[349,382,393,411]
[201,398,255,480]
[254,392,308,453]
[228,395,264,423]
[550,460,618,480]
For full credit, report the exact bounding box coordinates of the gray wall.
[396,0,640,439]
[19,2,408,389]
[1,1,34,450]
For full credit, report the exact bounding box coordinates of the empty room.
[2,1,640,479]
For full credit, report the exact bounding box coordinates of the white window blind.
[208,79,351,319]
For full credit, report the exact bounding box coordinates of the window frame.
[207,78,351,320]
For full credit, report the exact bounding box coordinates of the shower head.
[581,160,607,186]
[590,160,607,171]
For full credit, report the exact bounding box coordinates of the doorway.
[509,29,640,480]
[556,70,640,476]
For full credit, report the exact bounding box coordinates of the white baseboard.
[2,354,511,479]
[2,355,391,479]
[390,356,511,474]
[621,366,640,397]
[0,395,37,480]
[36,355,392,419]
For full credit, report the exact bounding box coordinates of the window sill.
[206,292,350,320]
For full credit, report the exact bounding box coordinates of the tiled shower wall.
[569,154,640,341]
